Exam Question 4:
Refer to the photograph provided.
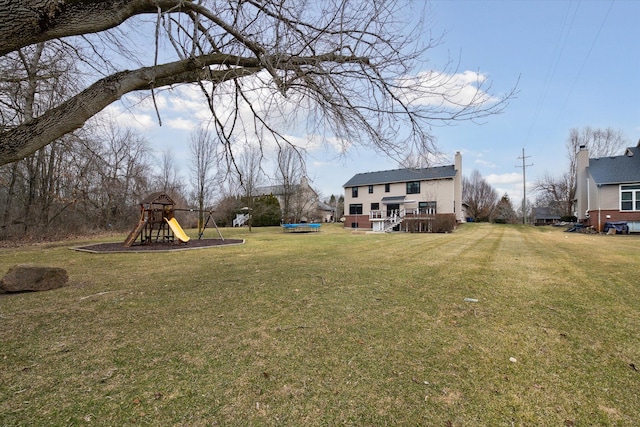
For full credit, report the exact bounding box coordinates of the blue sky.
[424,0,639,206]
[109,0,639,206]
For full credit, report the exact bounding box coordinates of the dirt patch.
[72,238,244,253]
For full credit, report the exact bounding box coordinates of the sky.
[108,0,639,208]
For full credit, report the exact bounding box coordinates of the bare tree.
[0,40,85,236]
[463,170,498,222]
[535,126,628,217]
[0,0,514,167]
[274,145,306,223]
[234,145,265,231]
[189,128,216,235]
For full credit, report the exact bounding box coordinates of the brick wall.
[585,210,640,232]
[343,215,372,229]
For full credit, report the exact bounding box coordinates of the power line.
[524,0,579,147]
[550,0,615,130]
[516,148,533,224]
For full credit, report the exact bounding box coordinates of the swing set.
[123,193,223,247]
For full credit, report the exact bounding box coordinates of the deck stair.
[383,209,405,232]
[233,213,250,227]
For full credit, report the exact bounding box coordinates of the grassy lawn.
[1,223,639,426]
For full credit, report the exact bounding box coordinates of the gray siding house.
[575,142,640,232]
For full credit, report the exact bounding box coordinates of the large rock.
[0,264,68,292]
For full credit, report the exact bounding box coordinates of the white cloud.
[485,172,538,209]
[486,172,521,186]
[166,117,197,131]
[474,158,497,168]
[99,104,156,131]
[395,70,498,109]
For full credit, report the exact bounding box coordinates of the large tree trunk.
[0,58,261,165]
[0,0,180,57]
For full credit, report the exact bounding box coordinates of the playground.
[74,237,243,253]
[77,192,245,252]
[73,193,244,253]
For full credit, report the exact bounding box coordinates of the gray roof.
[343,165,456,187]
[588,146,640,185]
[381,196,406,203]
[533,206,561,220]
[255,184,288,196]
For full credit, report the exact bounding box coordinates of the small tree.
[494,194,517,224]
[251,194,281,227]
[235,146,265,232]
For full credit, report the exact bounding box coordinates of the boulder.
[0,264,68,293]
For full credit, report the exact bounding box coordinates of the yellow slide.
[165,217,191,243]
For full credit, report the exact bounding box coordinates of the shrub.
[433,214,457,233]
[405,214,456,233]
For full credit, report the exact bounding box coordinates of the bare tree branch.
[1,0,516,167]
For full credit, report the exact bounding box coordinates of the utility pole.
[516,148,533,224]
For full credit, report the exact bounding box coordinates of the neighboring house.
[317,201,336,222]
[343,152,463,231]
[532,206,561,226]
[255,177,320,223]
[575,142,640,232]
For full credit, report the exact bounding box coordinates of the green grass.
[1,223,639,426]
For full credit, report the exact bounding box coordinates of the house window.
[349,204,363,215]
[419,201,437,215]
[352,187,358,198]
[385,183,390,193]
[368,185,374,194]
[371,203,379,210]
[620,184,640,211]
[406,181,420,194]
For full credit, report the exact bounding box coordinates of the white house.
[343,152,463,232]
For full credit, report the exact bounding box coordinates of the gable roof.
[588,146,640,185]
[141,192,175,206]
[255,178,317,198]
[343,165,456,187]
